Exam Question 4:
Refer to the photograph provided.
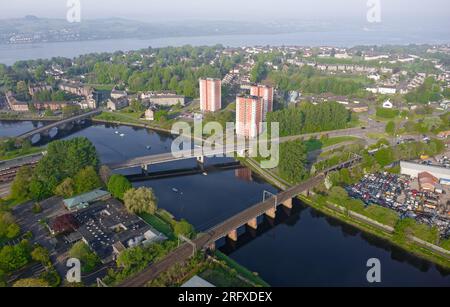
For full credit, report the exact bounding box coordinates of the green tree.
[54,178,76,198]
[0,212,20,240]
[0,240,31,273]
[250,61,268,83]
[154,110,169,122]
[10,166,33,202]
[62,105,81,117]
[374,147,395,167]
[13,278,49,287]
[173,219,196,239]
[16,80,30,101]
[123,187,158,214]
[30,137,99,200]
[130,99,145,113]
[74,166,102,194]
[385,121,396,135]
[68,241,99,273]
[107,174,132,200]
[0,269,6,287]
[31,246,50,265]
[329,186,348,203]
[116,246,147,270]
[278,140,307,183]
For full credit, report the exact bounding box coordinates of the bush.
[123,187,158,215]
[0,240,31,273]
[68,241,99,273]
[385,121,396,135]
[0,211,21,241]
[13,278,49,288]
[173,219,196,239]
[107,174,132,200]
[74,166,103,194]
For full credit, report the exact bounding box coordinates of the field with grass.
[139,212,175,239]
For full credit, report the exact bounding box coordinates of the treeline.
[363,139,445,169]
[10,137,100,201]
[278,140,308,183]
[32,89,69,102]
[268,66,368,95]
[266,102,351,137]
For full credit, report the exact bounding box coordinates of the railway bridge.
[118,155,361,287]
[16,109,102,140]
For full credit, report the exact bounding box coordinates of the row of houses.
[5,91,70,112]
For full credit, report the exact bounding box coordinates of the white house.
[382,100,394,109]
[378,87,397,95]
[145,108,155,121]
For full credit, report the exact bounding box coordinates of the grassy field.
[296,136,360,153]
[364,205,401,228]
[139,212,175,239]
[199,266,250,287]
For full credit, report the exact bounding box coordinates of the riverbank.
[243,157,450,271]
[0,113,61,122]
[92,117,176,136]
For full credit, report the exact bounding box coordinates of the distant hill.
[0,17,330,45]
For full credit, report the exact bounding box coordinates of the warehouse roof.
[63,189,111,211]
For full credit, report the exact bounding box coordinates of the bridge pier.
[281,198,293,209]
[265,207,276,219]
[207,242,216,251]
[196,156,205,170]
[247,217,258,230]
[141,164,150,175]
[227,229,238,241]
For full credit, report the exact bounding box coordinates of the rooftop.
[63,189,111,211]
[73,199,164,260]
[181,275,215,288]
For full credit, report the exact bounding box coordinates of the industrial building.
[63,189,111,211]
[51,198,166,262]
[400,161,450,186]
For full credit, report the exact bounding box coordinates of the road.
[109,122,386,171]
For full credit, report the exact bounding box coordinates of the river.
[1,120,449,286]
[1,27,450,65]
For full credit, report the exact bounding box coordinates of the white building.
[111,89,128,100]
[145,108,155,121]
[400,161,450,181]
[382,100,394,109]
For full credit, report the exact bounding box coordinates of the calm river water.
[1,120,449,286]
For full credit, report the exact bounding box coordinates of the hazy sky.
[0,0,449,23]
